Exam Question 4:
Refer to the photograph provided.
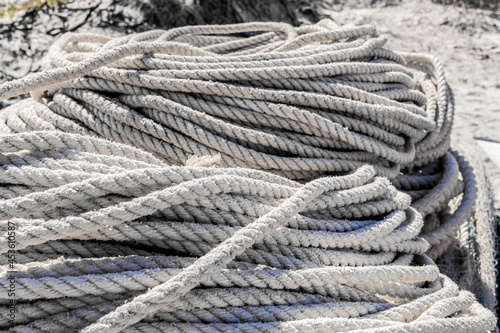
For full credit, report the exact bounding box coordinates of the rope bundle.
[0,131,495,332]
[0,20,451,180]
[0,20,496,332]
[0,18,465,264]
[433,141,498,313]
[392,150,476,260]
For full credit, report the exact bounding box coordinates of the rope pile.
[0,131,495,332]
[0,20,449,180]
[0,20,496,331]
[0,18,473,271]
[433,140,498,313]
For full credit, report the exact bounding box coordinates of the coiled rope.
[432,140,498,313]
[0,20,496,331]
[0,131,495,332]
[392,150,476,260]
[0,18,473,268]
[0,20,450,180]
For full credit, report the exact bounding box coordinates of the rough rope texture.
[0,131,495,332]
[0,20,449,180]
[0,20,496,331]
[433,140,498,313]
[0,19,464,257]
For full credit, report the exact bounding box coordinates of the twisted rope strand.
[0,20,495,332]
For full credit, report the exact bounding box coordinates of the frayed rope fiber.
[0,132,495,332]
[0,20,496,332]
[0,20,450,179]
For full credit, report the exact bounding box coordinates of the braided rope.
[0,20,495,332]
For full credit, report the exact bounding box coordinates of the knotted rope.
[0,20,496,331]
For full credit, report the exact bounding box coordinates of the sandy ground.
[1,0,499,209]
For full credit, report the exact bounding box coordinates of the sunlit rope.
[0,18,466,261]
[0,19,495,332]
[0,131,494,332]
[0,20,450,180]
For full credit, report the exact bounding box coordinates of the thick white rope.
[0,20,447,180]
[0,18,468,260]
[0,20,495,332]
[0,131,495,333]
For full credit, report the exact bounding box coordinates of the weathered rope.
[0,18,472,268]
[0,20,495,331]
[0,131,495,332]
[0,20,450,180]
[392,150,476,260]
[432,140,498,313]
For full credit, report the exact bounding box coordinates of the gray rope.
[0,20,447,180]
[0,131,494,333]
[0,20,495,332]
